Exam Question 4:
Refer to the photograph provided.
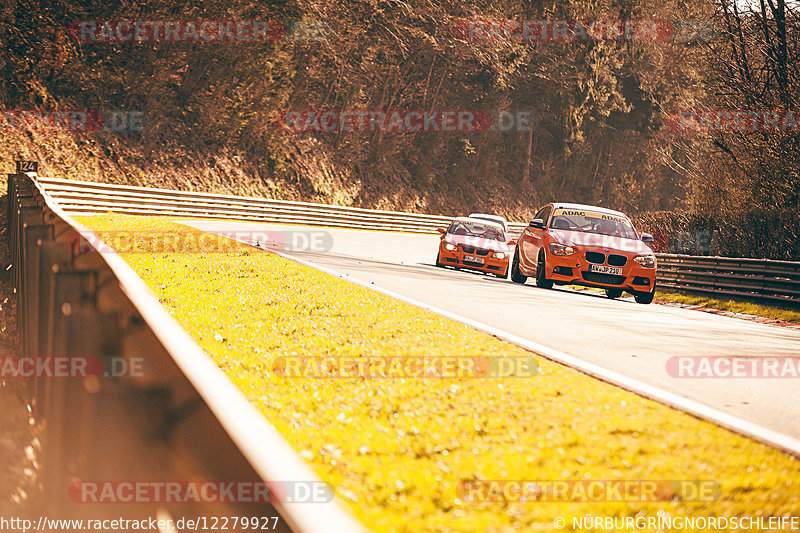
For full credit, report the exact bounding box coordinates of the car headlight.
[494,252,506,260]
[444,242,458,251]
[549,243,577,256]
[634,255,656,268]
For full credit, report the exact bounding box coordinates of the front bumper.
[545,248,655,293]
[439,244,509,276]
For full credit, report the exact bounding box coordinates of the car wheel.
[435,252,444,267]
[634,281,656,304]
[510,249,527,284]
[535,251,554,289]
[605,288,623,299]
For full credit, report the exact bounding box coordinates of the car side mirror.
[529,219,545,229]
[436,228,446,234]
[508,239,517,246]
[640,232,654,243]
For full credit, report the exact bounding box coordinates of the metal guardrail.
[656,254,800,304]
[38,176,530,235]
[7,171,366,532]
[37,177,460,233]
[37,176,799,304]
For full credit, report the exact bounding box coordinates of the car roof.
[550,203,628,218]
[469,213,507,221]
[452,216,505,230]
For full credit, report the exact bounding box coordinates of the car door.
[520,205,551,269]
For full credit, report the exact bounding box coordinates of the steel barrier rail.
[656,254,800,303]
[36,177,799,304]
[38,177,530,235]
[38,177,455,229]
[7,171,367,532]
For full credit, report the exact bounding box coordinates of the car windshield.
[549,208,638,239]
[470,215,505,229]
[448,221,505,241]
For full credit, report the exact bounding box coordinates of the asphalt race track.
[183,220,800,444]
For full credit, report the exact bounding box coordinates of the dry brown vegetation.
[1,0,798,257]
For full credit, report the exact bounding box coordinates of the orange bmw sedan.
[510,203,657,303]
[436,217,516,278]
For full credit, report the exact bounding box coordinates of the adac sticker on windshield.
[555,209,586,217]
[599,213,627,224]
[554,208,626,224]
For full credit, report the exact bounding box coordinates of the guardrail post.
[6,174,17,241]
[40,270,89,511]
[757,259,768,301]
[16,206,44,349]
[32,241,71,418]
[21,225,53,358]
[711,256,719,295]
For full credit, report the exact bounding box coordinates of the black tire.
[605,288,623,299]
[634,281,656,304]
[435,251,444,267]
[535,251,554,289]
[634,291,654,305]
[510,249,527,284]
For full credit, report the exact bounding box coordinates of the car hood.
[445,234,510,252]
[550,229,653,255]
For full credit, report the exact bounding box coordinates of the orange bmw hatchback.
[510,203,657,303]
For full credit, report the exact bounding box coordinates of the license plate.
[589,264,622,275]
[464,255,485,264]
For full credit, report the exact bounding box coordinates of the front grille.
[460,245,490,256]
[608,254,628,267]
[585,251,605,264]
[581,271,626,285]
[463,259,486,267]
